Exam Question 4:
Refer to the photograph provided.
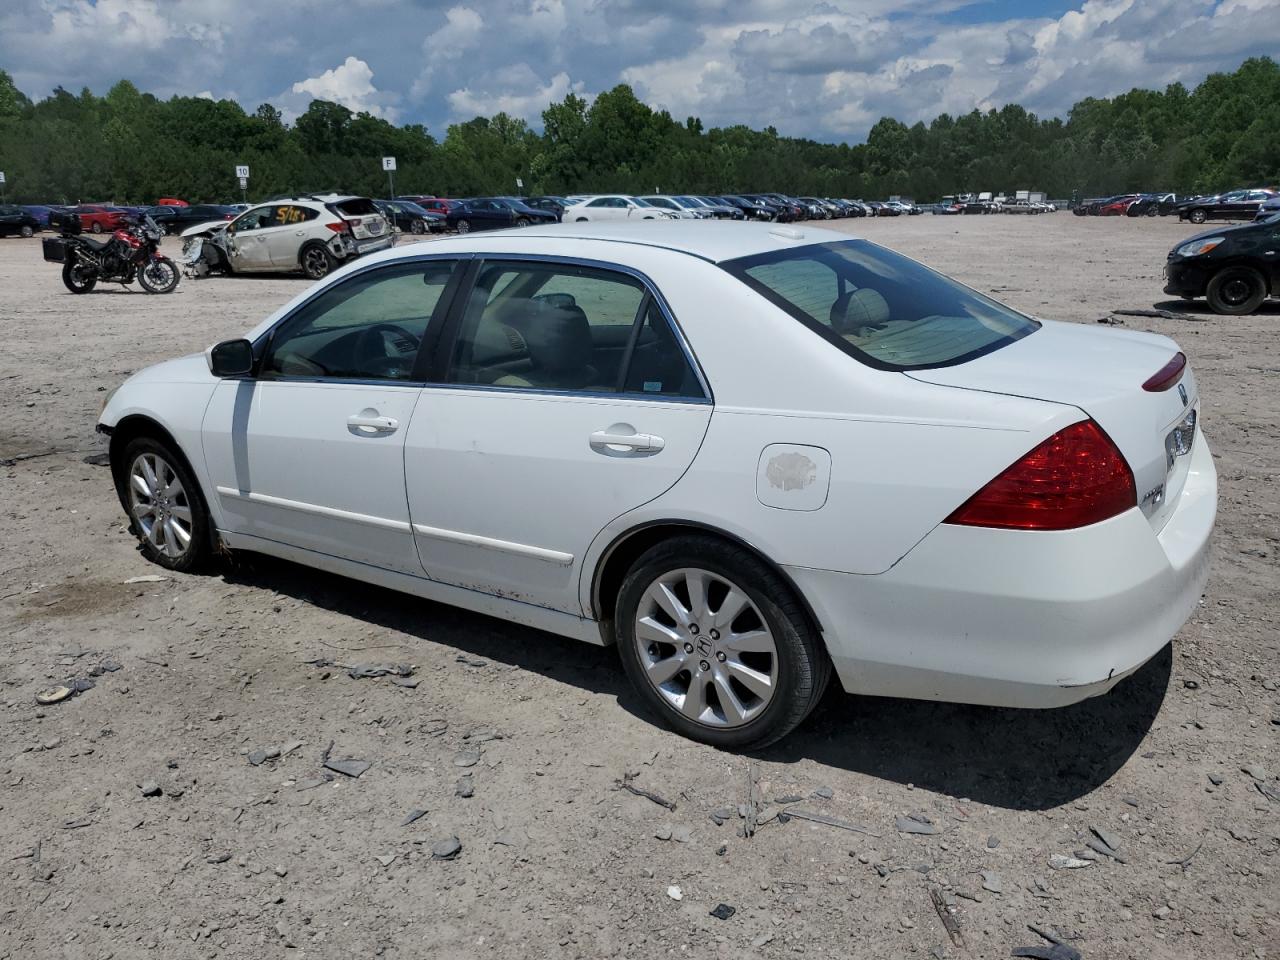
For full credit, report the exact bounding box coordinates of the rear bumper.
[790,431,1216,709]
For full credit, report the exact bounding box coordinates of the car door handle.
[347,414,399,435]
[590,428,664,453]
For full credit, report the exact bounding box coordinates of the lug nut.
[689,623,699,635]
[716,651,727,663]
[709,629,720,641]
[683,642,694,654]
[699,660,711,672]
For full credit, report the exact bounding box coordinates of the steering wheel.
[354,323,421,375]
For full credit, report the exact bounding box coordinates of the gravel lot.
[1,215,1277,960]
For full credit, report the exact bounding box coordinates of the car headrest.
[830,288,890,334]
[525,302,592,374]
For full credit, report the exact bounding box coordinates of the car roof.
[400,220,862,265]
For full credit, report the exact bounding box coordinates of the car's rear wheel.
[20,225,34,238]
[456,219,471,233]
[91,222,104,234]
[515,217,530,227]
[300,243,335,280]
[615,535,830,749]
[1188,208,1208,224]
[116,436,210,572]
[410,219,426,234]
[1206,266,1267,315]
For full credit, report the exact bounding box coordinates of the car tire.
[615,534,831,750]
[456,219,471,233]
[92,222,104,234]
[1205,266,1267,316]
[1146,206,1158,217]
[1188,208,1208,224]
[515,217,530,227]
[410,219,426,235]
[114,435,211,572]
[20,225,34,238]
[575,217,588,222]
[300,243,335,280]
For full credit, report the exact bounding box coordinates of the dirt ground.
[1,215,1276,960]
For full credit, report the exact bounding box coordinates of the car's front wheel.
[1206,266,1267,315]
[615,535,830,749]
[20,225,34,238]
[116,436,211,572]
[411,219,426,235]
[1188,208,1208,224]
[456,219,471,233]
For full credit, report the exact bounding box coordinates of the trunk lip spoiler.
[1142,352,1187,392]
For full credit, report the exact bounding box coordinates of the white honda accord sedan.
[98,221,1216,748]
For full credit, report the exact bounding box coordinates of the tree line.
[0,56,1276,206]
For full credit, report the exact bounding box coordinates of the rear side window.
[722,240,1038,371]
[447,261,704,398]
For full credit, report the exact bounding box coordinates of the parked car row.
[1072,188,1277,222]
[931,195,1058,215]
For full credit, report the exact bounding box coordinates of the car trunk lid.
[908,319,1199,532]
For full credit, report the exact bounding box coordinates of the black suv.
[1164,214,1280,314]
[0,204,41,238]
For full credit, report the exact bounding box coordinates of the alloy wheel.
[633,567,778,728]
[302,247,330,279]
[128,452,194,560]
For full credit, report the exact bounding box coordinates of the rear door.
[403,257,712,615]
[264,204,319,267]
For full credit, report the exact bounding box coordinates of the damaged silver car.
[180,196,392,280]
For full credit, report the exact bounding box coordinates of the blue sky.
[0,1,1273,142]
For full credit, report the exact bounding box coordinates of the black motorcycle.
[43,212,179,294]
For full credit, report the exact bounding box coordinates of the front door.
[404,258,712,614]
[226,206,277,271]
[202,258,461,573]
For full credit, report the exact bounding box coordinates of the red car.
[72,204,128,234]
[1097,195,1139,216]
[397,196,459,217]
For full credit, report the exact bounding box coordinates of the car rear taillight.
[325,221,350,234]
[1142,352,1186,392]
[944,420,1136,531]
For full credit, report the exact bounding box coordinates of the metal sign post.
[235,165,250,204]
[382,157,397,199]
[0,171,6,202]
[515,176,524,196]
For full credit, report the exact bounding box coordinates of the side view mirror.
[206,339,254,378]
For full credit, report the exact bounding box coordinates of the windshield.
[722,239,1039,371]
[632,197,657,208]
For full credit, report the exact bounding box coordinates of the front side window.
[262,261,456,381]
[447,261,703,398]
[233,207,275,232]
[722,240,1039,371]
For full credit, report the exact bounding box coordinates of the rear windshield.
[721,239,1038,371]
[330,197,378,217]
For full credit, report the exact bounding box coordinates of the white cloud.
[287,56,399,121]
[447,70,583,122]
